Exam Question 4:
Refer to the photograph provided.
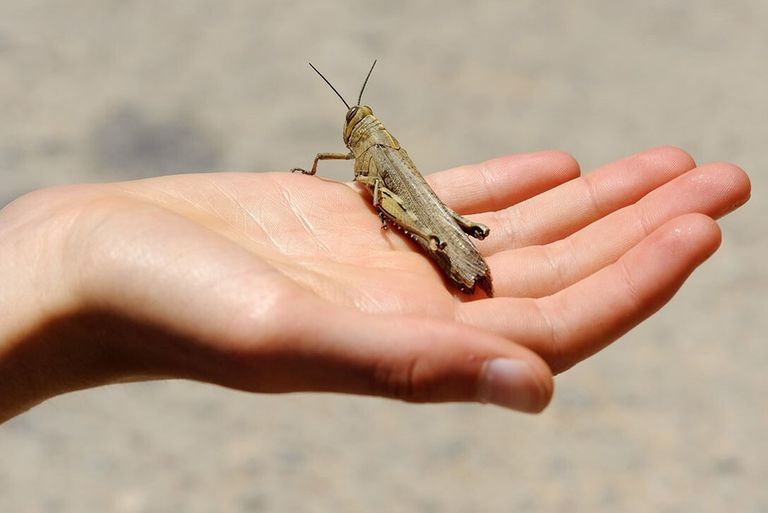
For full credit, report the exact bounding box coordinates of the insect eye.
[346,107,359,122]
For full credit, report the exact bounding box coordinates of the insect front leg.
[291,151,353,175]
[445,206,490,240]
[371,180,390,229]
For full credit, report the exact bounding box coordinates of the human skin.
[0,147,751,422]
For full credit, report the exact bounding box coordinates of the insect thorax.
[345,114,400,156]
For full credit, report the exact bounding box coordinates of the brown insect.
[292,61,493,296]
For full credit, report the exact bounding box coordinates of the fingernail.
[477,359,542,412]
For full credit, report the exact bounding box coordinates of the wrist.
[0,189,140,421]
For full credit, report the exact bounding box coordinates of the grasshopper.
[292,61,493,296]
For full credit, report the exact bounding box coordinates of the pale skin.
[0,147,751,423]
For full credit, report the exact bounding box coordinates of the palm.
[196,171,464,314]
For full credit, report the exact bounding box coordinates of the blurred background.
[1,1,765,511]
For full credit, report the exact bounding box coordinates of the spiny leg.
[357,174,446,250]
[291,151,353,175]
[378,211,389,229]
[371,180,389,229]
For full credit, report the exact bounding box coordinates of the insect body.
[292,61,493,296]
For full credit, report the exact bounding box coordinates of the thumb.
[217,300,554,413]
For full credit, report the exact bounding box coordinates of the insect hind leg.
[358,175,445,250]
[445,207,490,240]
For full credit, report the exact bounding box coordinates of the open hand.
[0,147,750,420]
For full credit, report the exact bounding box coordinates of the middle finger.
[474,146,697,255]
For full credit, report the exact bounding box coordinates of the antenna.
[308,62,350,109]
[357,59,377,106]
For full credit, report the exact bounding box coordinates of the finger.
[488,161,750,297]
[232,299,554,413]
[458,213,721,373]
[426,151,580,215]
[474,146,697,254]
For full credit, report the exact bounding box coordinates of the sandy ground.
[1,2,766,512]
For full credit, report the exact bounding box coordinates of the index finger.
[426,151,581,215]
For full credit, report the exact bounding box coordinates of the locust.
[292,61,493,296]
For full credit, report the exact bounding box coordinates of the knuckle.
[369,356,433,403]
